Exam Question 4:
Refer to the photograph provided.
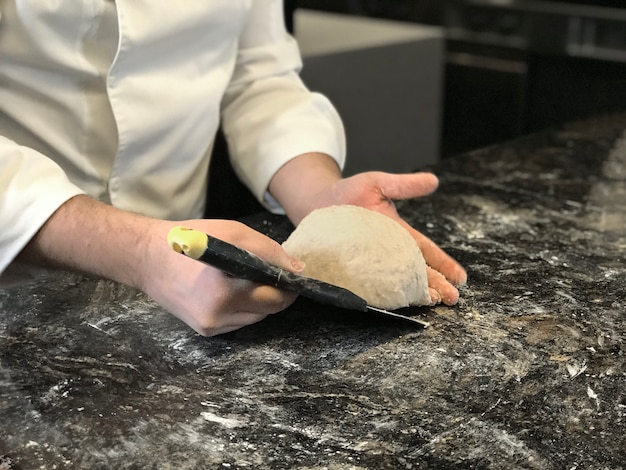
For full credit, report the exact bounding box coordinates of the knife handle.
[167,226,369,312]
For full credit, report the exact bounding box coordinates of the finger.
[196,312,270,336]
[248,283,299,313]
[220,223,306,274]
[208,286,298,335]
[240,238,304,273]
[428,287,441,305]
[185,220,306,273]
[207,284,298,335]
[227,277,299,315]
[374,172,440,201]
[397,218,467,285]
[181,266,297,331]
[427,266,460,306]
[190,283,297,336]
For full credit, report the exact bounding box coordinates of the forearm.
[268,152,342,225]
[16,193,308,336]
[18,195,160,290]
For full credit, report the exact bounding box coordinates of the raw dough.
[282,205,430,310]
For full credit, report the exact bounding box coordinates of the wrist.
[268,152,342,224]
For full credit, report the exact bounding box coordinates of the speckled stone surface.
[1,115,625,469]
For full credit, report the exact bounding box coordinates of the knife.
[166,226,429,328]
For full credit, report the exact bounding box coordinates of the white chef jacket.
[0,1,346,275]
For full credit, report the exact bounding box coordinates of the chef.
[0,1,466,335]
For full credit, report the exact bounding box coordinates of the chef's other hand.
[145,219,303,336]
[270,155,466,306]
[316,171,466,305]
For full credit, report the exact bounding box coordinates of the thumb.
[251,236,305,274]
[376,172,439,201]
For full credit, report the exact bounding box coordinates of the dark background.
[207,0,626,218]
[292,0,626,157]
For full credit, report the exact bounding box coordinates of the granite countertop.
[1,115,625,469]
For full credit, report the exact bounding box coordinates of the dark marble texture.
[2,115,626,469]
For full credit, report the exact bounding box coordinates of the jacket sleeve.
[0,136,85,276]
[220,0,346,211]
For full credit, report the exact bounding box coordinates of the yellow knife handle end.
[167,226,208,260]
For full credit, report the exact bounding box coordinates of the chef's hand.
[312,171,466,305]
[145,219,303,336]
[270,154,467,306]
[18,195,302,337]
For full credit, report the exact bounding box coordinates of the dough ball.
[282,205,430,310]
